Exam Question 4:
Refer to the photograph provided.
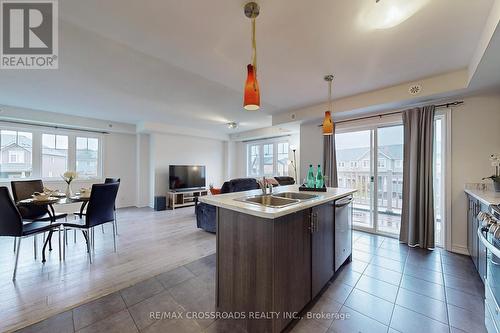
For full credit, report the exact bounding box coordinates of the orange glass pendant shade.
[323,111,334,135]
[244,64,260,111]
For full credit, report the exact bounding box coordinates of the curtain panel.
[400,105,436,249]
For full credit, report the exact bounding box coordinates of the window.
[276,142,289,176]
[378,159,386,168]
[0,126,102,181]
[248,144,261,177]
[362,160,369,168]
[395,160,402,168]
[247,140,289,177]
[350,161,358,168]
[263,144,273,176]
[42,134,68,178]
[76,137,99,178]
[0,130,32,179]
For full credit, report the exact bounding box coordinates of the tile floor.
[15,231,487,333]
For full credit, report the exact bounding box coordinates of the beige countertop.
[464,188,500,206]
[199,185,357,219]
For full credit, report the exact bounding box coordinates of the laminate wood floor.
[0,207,215,333]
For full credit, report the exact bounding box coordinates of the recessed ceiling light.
[358,0,429,30]
[226,122,238,129]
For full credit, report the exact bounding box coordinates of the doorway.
[336,124,404,237]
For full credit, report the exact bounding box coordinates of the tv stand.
[168,188,208,210]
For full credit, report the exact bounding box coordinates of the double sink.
[235,192,319,208]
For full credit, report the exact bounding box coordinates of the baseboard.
[451,244,469,256]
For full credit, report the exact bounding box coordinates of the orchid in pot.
[61,171,78,198]
[482,153,500,192]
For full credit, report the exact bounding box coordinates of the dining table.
[16,194,90,262]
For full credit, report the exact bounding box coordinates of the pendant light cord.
[328,80,333,112]
[252,17,257,75]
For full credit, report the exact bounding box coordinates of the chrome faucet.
[258,177,272,195]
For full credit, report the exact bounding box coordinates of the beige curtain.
[400,105,435,249]
[323,128,338,187]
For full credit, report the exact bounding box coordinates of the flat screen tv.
[169,165,206,190]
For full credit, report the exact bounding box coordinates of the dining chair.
[63,182,120,263]
[11,180,68,256]
[0,187,62,280]
[72,178,120,241]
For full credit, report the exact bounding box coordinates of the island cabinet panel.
[273,209,312,332]
[217,207,313,333]
[311,202,335,297]
[217,208,275,333]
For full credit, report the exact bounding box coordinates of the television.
[169,165,206,190]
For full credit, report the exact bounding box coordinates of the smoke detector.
[408,84,422,95]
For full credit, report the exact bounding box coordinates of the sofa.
[195,178,260,233]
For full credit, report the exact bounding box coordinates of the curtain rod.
[334,101,464,125]
[0,119,110,134]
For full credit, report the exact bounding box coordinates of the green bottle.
[306,164,315,188]
[316,165,324,188]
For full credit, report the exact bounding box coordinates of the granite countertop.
[199,185,357,219]
[464,188,500,206]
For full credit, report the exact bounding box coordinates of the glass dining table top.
[17,195,89,206]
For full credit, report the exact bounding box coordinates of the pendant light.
[243,2,260,111]
[322,75,334,135]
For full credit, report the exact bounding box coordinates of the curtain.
[323,127,338,187]
[400,105,436,249]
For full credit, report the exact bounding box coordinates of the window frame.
[246,138,290,178]
[0,123,103,182]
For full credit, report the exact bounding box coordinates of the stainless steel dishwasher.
[334,195,353,272]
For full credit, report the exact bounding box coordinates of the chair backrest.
[0,187,23,237]
[85,183,119,228]
[11,180,47,219]
[104,178,120,184]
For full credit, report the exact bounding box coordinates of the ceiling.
[0,0,495,134]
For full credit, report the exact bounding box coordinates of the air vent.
[290,113,296,120]
[408,84,422,95]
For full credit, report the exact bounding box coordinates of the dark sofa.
[195,178,260,233]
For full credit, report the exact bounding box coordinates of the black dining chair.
[0,187,62,280]
[73,178,120,240]
[63,182,120,263]
[11,180,68,256]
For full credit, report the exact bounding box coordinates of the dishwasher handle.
[335,197,353,208]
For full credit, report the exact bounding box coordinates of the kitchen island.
[200,185,357,332]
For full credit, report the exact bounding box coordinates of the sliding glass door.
[336,124,404,236]
[376,126,404,235]
[336,130,374,230]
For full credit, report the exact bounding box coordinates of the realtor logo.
[0,0,58,69]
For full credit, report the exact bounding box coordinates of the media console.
[167,188,208,210]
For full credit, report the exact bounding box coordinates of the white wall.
[450,92,500,253]
[298,92,500,254]
[150,132,226,198]
[299,122,323,182]
[103,133,138,208]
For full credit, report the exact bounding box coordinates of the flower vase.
[65,183,73,198]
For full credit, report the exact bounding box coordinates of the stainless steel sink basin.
[273,192,319,201]
[236,195,300,208]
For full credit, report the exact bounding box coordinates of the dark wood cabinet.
[216,196,352,333]
[311,202,335,297]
